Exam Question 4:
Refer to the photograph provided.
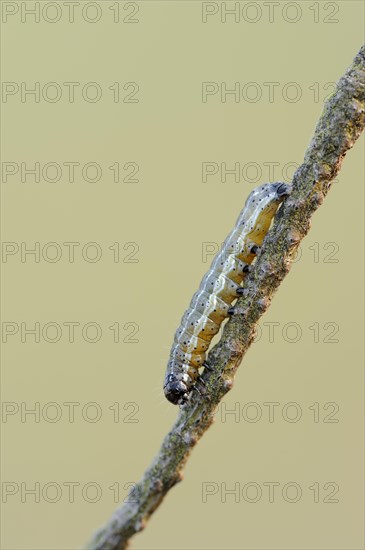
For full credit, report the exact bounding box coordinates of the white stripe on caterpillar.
[163,182,291,405]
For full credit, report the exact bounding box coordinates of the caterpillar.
[163,181,291,405]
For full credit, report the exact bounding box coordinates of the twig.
[85,45,365,550]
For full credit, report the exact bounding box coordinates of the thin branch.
[86,45,365,550]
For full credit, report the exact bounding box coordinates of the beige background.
[1,1,364,549]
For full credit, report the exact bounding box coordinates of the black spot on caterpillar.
[163,182,291,406]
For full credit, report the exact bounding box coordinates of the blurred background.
[1,1,364,548]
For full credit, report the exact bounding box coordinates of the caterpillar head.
[164,379,190,405]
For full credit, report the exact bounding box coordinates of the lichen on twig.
[86,45,365,550]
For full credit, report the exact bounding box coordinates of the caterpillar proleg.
[163,182,291,405]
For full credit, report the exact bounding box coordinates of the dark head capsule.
[164,379,189,406]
